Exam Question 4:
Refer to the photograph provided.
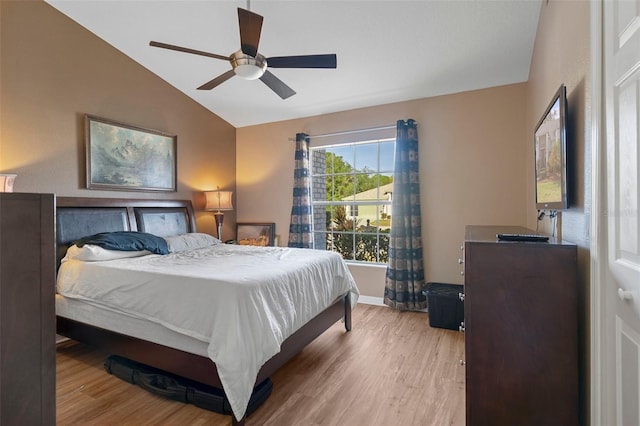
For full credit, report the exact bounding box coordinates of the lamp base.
[214,212,225,241]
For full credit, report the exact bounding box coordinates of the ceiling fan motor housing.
[231,50,267,80]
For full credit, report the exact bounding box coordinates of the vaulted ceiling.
[45,0,541,128]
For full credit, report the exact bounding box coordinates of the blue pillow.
[75,231,169,255]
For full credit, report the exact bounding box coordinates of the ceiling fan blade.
[197,70,236,90]
[267,54,337,69]
[238,8,263,57]
[259,70,296,99]
[149,41,229,61]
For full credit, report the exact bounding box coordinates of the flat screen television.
[534,84,568,210]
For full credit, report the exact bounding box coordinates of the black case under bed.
[104,355,272,416]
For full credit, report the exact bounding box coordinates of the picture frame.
[236,222,276,247]
[86,114,177,192]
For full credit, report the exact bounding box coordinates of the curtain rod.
[288,124,397,141]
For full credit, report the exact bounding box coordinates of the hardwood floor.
[56,304,465,425]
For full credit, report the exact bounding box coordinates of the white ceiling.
[45,0,542,128]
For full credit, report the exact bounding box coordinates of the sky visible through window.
[326,141,394,174]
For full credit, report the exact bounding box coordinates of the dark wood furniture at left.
[0,193,56,425]
[54,196,352,426]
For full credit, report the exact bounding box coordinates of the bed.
[54,196,358,425]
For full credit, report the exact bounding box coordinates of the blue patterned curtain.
[288,133,313,248]
[384,119,426,311]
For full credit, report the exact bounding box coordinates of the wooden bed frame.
[55,197,352,425]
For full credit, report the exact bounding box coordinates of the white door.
[601,0,640,424]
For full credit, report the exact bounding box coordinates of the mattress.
[55,294,209,357]
[56,243,359,420]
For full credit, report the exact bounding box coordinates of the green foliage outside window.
[327,205,390,263]
[324,149,392,263]
[325,152,393,200]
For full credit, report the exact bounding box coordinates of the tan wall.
[525,1,590,424]
[0,1,236,236]
[237,83,528,297]
[526,0,591,236]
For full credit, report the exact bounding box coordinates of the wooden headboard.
[55,197,196,267]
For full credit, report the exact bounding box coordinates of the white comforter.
[57,244,359,420]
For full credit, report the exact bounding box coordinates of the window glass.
[311,138,394,264]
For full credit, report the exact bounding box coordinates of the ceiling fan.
[149,6,337,99]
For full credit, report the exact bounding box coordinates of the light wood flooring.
[56,304,465,425]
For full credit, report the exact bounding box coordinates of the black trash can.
[424,282,464,330]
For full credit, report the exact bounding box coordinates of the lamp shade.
[204,190,233,212]
[0,174,16,192]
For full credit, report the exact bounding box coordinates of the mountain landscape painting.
[87,116,176,192]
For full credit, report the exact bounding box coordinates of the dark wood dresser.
[463,225,578,426]
[0,193,55,425]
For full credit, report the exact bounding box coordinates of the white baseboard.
[356,295,428,312]
[357,295,385,306]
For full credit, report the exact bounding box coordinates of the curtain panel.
[384,119,427,311]
[288,133,314,248]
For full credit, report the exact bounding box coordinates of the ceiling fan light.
[231,50,266,80]
[234,64,264,80]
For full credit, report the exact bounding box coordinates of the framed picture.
[236,223,276,247]
[86,114,177,192]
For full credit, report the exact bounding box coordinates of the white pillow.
[62,244,151,263]
[165,233,220,253]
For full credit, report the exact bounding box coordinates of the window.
[311,138,395,263]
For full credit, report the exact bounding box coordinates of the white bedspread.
[57,244,359,420]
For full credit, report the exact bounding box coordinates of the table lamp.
[204,187,233,240]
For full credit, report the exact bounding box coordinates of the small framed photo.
[86,114,177,192]
[236,223,276,247]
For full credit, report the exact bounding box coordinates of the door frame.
[589,0,604,424]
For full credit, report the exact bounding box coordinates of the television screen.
[534,84,568,210]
